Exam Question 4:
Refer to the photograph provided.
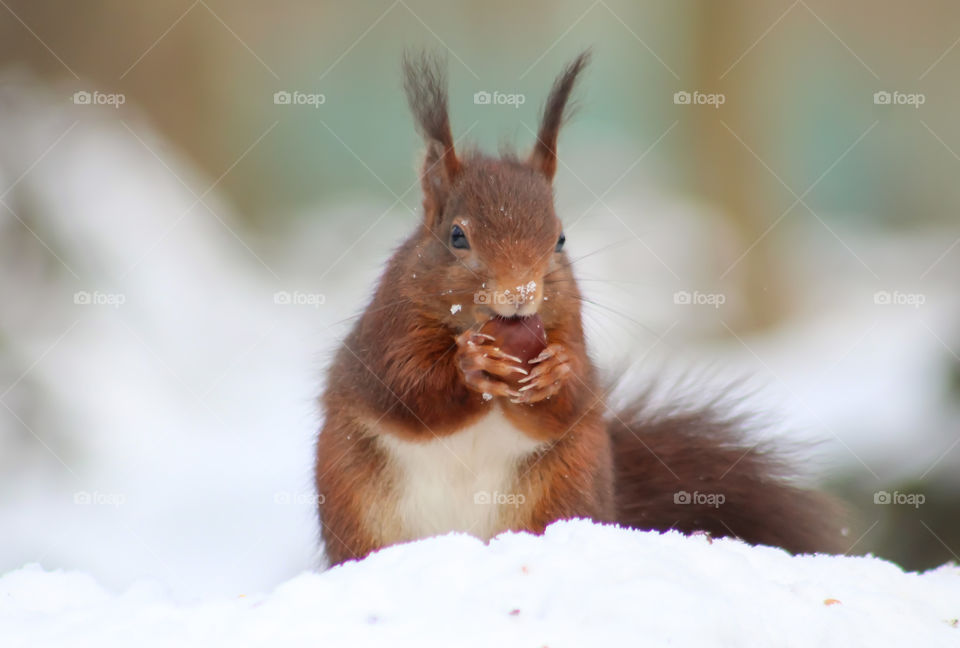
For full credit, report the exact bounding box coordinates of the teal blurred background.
[5,1,959,328]
[1,1,958,593]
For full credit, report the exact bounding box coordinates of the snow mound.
[1,520,958,647]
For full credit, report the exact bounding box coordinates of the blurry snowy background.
[0,1,958,600]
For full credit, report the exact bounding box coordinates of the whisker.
[325,286,486,329]
[553,290,662,340]
[545,277,653,287]
[546,239,634,277]
[325,296,414,328]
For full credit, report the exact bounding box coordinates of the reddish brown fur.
[314,51,842,566]
[609,396,844,555]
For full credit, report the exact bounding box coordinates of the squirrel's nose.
[481,279,543,317]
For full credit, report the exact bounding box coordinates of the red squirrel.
[314,51,843,565]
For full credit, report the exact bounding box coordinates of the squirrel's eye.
[451,224,469,250]
[555,232,566,252]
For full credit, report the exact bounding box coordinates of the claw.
[488,347,523,365]
[529,349,554,364]
[517,366,544,384]
[484,359,527,376]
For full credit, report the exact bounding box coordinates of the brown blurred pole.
[692,1,787,332]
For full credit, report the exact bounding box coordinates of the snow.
[1,520,958,647]
[0,76,332,598]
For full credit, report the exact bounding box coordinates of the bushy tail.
[608,394,845,554]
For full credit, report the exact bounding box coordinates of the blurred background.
[1,0,958,599]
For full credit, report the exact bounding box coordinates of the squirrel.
[314,51,844,566]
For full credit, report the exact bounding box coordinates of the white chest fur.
[376,405,544,541]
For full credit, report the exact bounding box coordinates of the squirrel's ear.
[403,51,461,229]
[529,51,590,182]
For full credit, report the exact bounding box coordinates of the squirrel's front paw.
[455,329,526,399]
[510,343,572,404]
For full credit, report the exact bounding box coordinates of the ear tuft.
[529,50,591,181]
[402,51,461,227]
